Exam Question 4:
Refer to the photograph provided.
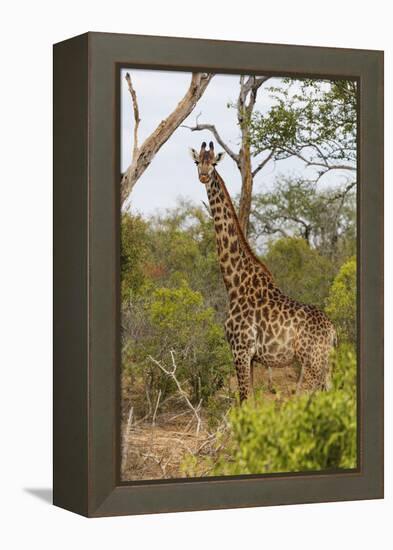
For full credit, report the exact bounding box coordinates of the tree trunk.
[238,140,253,236]
[121,72,214,208]
[237,76,259,237]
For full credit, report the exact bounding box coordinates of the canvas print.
[119,69,357,481]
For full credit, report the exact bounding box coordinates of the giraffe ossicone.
[190,141,337,402]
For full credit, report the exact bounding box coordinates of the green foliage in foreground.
[183,346,357,476]
[218,390,356,475]
[331,343,357,391]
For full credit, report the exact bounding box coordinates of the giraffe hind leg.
[310,346,333,391]
[298,349,331,393]
[319,354,333,391]
[234,356,252,403]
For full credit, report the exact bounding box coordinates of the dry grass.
[121,413,213,480]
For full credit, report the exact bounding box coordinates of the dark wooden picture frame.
[53,32,384,517]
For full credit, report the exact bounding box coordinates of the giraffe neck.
[206,170,272,294]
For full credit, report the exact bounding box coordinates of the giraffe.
[189,141,337,402]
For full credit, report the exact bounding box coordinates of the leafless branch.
[252,150,274,178]
[325,180,357,204]
[283,146,356,174]
[241,75,270,99]
[201,200,212,218]
[238,75,270,118]
[148,351,202,434]
[181,121,239,163]
[125,72,141,157]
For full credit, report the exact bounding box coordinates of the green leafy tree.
[250,79,357,181]
[326,257,356,343]
[263,237,335,309]
[146,201,228,322]
[250,176,356,263]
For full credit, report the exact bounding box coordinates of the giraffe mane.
[214,170,273,280]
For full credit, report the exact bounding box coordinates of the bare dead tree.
[121,72,214,208]
[148,351,202,435]
[182,75,272,236]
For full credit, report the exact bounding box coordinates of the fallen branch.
[152,389,162,427]
[121,405,134,472]
[140,451,172,478]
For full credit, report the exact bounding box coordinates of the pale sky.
[120,69,355,216]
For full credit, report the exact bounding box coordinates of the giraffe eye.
[194,161,199,165]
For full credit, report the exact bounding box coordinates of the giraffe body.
[190,142,336,401]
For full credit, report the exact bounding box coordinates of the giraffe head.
[189,141,225,184]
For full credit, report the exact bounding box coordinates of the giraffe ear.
[214,151,225,164]
[189,148,200,163]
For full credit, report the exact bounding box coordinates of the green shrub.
[120,213,150,299]
[326,257,356,343]
[221,393,356,475]
[123,280,232,407]
[183,347,357,477]
[146,203,228,323]
[264,237,335,309]
[331,343,357,391]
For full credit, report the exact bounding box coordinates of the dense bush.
[141,204,228,322]
[330,343,357,391]
[326,257,356,343]
[120,213,150,299]
[122,280,232,409]
[263,237,335,309]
